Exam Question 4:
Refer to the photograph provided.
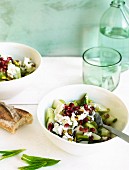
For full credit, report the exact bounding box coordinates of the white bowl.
[0,42,42,99]
[37,84,129,156]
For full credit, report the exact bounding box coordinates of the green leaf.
[20,154,60,169]
[44,159,60,167]
[18,162,47,170]
[77,93,92,106]
[21,154,45,164]
[0,149,26,160]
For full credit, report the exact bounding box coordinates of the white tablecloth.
[1,57,129,170]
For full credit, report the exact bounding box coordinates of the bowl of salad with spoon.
[37,84,129,156]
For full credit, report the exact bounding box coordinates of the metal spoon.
[95,113,129,143]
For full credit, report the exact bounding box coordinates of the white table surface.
[1,57,129,170]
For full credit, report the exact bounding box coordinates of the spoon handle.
[103,124,129,143]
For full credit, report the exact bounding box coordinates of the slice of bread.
[0,102,33,133]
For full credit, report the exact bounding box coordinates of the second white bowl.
[0,42,42,99]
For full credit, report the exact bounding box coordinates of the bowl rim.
[0,42,42,84]
[37,84,129,146]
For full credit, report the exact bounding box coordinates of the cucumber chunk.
[84,122,97,133]
[77,93,92,106]
[45,108,55,127]
[98,127,111,137]
[52,99,65,109]
[92,133,101,141]
[75,133,89,142]
[101,113,117,125]
[94,103,110,114]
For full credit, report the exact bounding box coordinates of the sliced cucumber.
[90,121,98,129]
[92,133,101,140]
[75,133,89,142]
[45,108,55,127]
[84,122,97,133]
[77,93,92,106]
[94,103,110,114]
[101,113,117,125]
[98,127,111,137]
[52,99,65,109]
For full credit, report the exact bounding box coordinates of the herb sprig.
[18,154,60,170]
[0,149,26,160]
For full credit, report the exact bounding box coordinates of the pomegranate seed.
[83,127,88,133]
[79,120,83,125]
[64,123,70,128]
[65,111,72,117]
[7,57,12,61]
[73,106,80,111]
[75,110,83,115]
[90,128,96,133]
[79,126,84,132]
[64,105,69,110]
[47,122,54,131]
[67,106,71,110]
[83,117,89,123]
[69,103,74,108]
[0,56,12,71]
[84,104,89,111]
[90,106,95,111]
[79,126,88,133]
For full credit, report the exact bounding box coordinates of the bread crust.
[0,102,33,133]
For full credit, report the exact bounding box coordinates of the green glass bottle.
[99,0,129,71]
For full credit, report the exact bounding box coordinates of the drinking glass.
[82,47,122,91]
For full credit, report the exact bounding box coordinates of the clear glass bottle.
[99,0,129,71]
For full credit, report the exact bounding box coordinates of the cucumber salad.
[45,94,117,144]
[0,54,36,81]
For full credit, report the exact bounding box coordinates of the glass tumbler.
[82,47,122,91]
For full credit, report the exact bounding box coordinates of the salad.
[45,94,117,144]
[0,54,36,81]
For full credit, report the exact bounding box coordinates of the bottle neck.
[111,0,125,7]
